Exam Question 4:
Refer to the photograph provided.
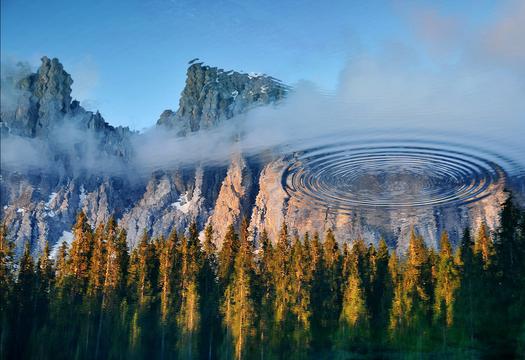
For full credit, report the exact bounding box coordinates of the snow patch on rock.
[172,192,191,214]
[79,185,87,205]
[46,192,58,208]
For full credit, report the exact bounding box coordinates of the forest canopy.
[1,197,524,359]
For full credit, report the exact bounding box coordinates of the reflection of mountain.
[250,158,508,252]
[0,57,512,255]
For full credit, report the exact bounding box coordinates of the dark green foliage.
[1,199,525,359]
[200,223,220,360]
[320,229,342,342]
[0,223,15,359]
[391,229,434,349]
[218,223,240,293]
[370,239,392,344]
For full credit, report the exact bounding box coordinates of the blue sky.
[0,0,508,130]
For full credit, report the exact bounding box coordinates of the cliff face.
[205,155,257,247]
[5,56,72,138]
[0,56,510,256]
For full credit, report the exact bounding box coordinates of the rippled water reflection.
[281,130,524,213]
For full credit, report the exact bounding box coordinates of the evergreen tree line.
[1,196,524,359]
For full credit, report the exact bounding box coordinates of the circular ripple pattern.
[282,140,506,211]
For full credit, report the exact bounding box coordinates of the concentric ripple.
[282,138,509,212]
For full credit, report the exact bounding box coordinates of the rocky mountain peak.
[31,56,73,114]
[4,57,74,137]
[157,62,288,133]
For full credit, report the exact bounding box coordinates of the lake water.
[281,128,524,214]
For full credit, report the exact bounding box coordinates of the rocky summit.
[0,57,506,256]
[156,62,288,133]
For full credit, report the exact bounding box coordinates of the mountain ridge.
[0,57,286,254]
[0,56,508,256]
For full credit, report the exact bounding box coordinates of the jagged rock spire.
[4,57,74,137]
[157,62,288,133]
[32,56,73,115]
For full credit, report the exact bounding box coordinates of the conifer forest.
[1,195,524,359]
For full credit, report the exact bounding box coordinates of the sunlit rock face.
[205,155,257,247]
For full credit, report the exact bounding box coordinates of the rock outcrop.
[157,62,287,133]
[206,155,256,247]
[6,56,73,138]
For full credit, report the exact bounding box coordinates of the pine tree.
[221,222,257,359]
[54,241,70,297]
[308,231,325,349]
[370,238,392,344]
[87,223,107,298]
[341,243,351,285]
[516,210,525,355]
[491,195,525,354]
[351,239,369,299]
[127,230,158,355]
[200,224,219,360]
[321,229,341,340]
[177,223,202,358]
[159,230,178,324]
[337,239,369,351]
[14,242,36,358]
[274,222,291,305]
[32,240,54,356]
[17,241,36,303]
[36,241,54,299]
[127,246,141,351]
[218,224,240,293]
[35,241,54,317]
[475,222,494,269]
[79,223,106,359]
[453,227,483,350]
[494,195,523,286]
[389,229,432,349]
[0,223,14,304]
[289,235,312,357]
[433,231,460,348]
[366,242,377,302]
[272,223,291,337]
[135,231,158,306]
[388,250,401,324]
[95,219,129,358]
[0,223,14,358]
[255,229,274,359]
[46,239,77,359]
[69,211,94,296]
[158,230,179,359]
[103,226,129,302]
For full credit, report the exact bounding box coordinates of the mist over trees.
[1,197,524,359]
